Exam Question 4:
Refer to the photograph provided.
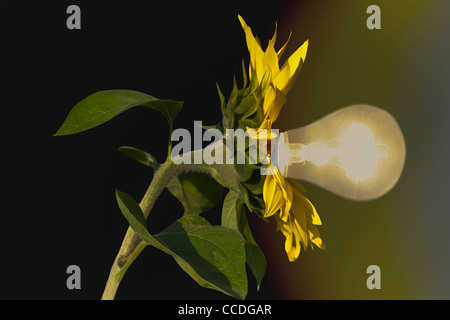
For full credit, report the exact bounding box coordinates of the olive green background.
[251,0,450,299]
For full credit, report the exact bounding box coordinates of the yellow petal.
[273,39,308,94]
[256,119,272,131]
[291,200,308,237]
[264,86,286,123]
[262,25,280,80]
[276,214,290,235]
[296,219,310,250]
[272,170,293,211]
[306,197,322,226]
[263,174,284,217]
[278,179,293,223]
[284,229,293,254]
[286,229,301,262]
[249,127,279,141]
[308,225,326,250]
[291,187,322,225]
[262,84,277,115]
[277,31,292,59]
[238,15,265,83]
[276,212,303,261]
[279,204,289,223]
[269,22,277,47]
[278,172,293,213]
[290,203,308,248]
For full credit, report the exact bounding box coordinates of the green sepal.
[216,83,227,119]
[202,123,224,133]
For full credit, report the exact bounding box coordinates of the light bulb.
[276,104,406,201]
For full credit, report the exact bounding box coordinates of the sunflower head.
[238,15,308,127]
[217,16,323,262]
[238,15,325,262]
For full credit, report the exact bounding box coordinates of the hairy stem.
[101,151,212,300]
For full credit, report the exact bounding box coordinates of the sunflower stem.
[101,151,211,300]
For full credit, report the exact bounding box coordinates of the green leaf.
[221,191,243,230]
[115,190,248,299]
[175,214,211,227]
[209,163,258,212]
[242,169,265,195]
[221,191,266,290]
[118,146,160,169]
[54,90,183,136]
[155,215,248,299]
[115,189,153,243]
[167,172,223,215]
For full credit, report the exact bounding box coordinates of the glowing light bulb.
[277,104,406,201]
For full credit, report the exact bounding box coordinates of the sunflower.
[239,15,325,261]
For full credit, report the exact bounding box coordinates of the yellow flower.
[239,15,324,262]
[263,168,325,262]
[263,166,293,220]
[238,15,308,124]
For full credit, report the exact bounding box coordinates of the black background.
[1,0,297,299]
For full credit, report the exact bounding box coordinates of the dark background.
[1,0,291,299]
